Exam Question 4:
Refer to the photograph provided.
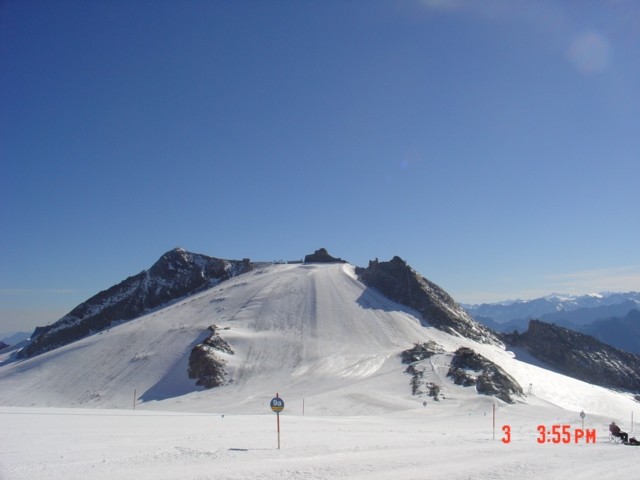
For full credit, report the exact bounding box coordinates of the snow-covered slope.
[1,263,638,421]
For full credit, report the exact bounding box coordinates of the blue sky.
[1,0,639,334]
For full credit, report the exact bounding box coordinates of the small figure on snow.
[609,421,629,443]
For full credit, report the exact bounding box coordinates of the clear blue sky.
[2,0,639,334]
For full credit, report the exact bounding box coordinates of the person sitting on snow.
[610,421,629,443]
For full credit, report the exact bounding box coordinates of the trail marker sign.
[270,394,284,449]
[270,396,285,413]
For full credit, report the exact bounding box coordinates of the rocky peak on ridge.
[356,256,501,345]
[303,248,347,264]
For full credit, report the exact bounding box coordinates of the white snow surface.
[1,263,640,479]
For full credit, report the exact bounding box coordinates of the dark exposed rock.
[188,325,233,388]
[202,326,233,355]
[356,257,500,345]
[188,347,228,388]
[401,341,445,398]
[424,382,441,400]
[503,320,640,392]
[0,341,9,351]
[303,248,347,264]
[19,249,252,358]
[401,341,445,364]
[447,347,523,404]
[409,376,441,400]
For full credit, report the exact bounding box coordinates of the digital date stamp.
[500,424,597,444]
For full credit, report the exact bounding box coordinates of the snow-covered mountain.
[465,292,640,355]
[464,292,640,326]
[581,309,640,354]
[1,249,639,423]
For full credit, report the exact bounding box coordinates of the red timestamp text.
[500,425,597,444]
[536,425,596,444]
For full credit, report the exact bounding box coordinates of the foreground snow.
[2,402,639,480]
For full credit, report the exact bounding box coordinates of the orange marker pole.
[270,393,284,449]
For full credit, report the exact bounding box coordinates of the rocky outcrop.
[303,248,347,264]
[401,342,522,403]
[503,320,640,392]
[447,347,523,403]
[356,257,500,345]
[188,325,233,388]
[0,341,9,351]
[19,249,252,358]
[401,341,445,364]
[402,341,445,398]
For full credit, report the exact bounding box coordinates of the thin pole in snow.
[276,393,281,449]
[133,389,137,411]
[277,412,281,449]
[492,404,496,440]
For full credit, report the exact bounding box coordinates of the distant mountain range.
[464,292,640,353]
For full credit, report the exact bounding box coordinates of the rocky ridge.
[356,256,501,345]
[503,320,640,392]
[19,248,252,358]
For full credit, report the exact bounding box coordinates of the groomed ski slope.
[0,263,436,412]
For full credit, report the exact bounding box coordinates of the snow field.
[2,404,638,480]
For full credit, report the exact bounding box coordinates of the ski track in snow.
[2,263,640,478]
